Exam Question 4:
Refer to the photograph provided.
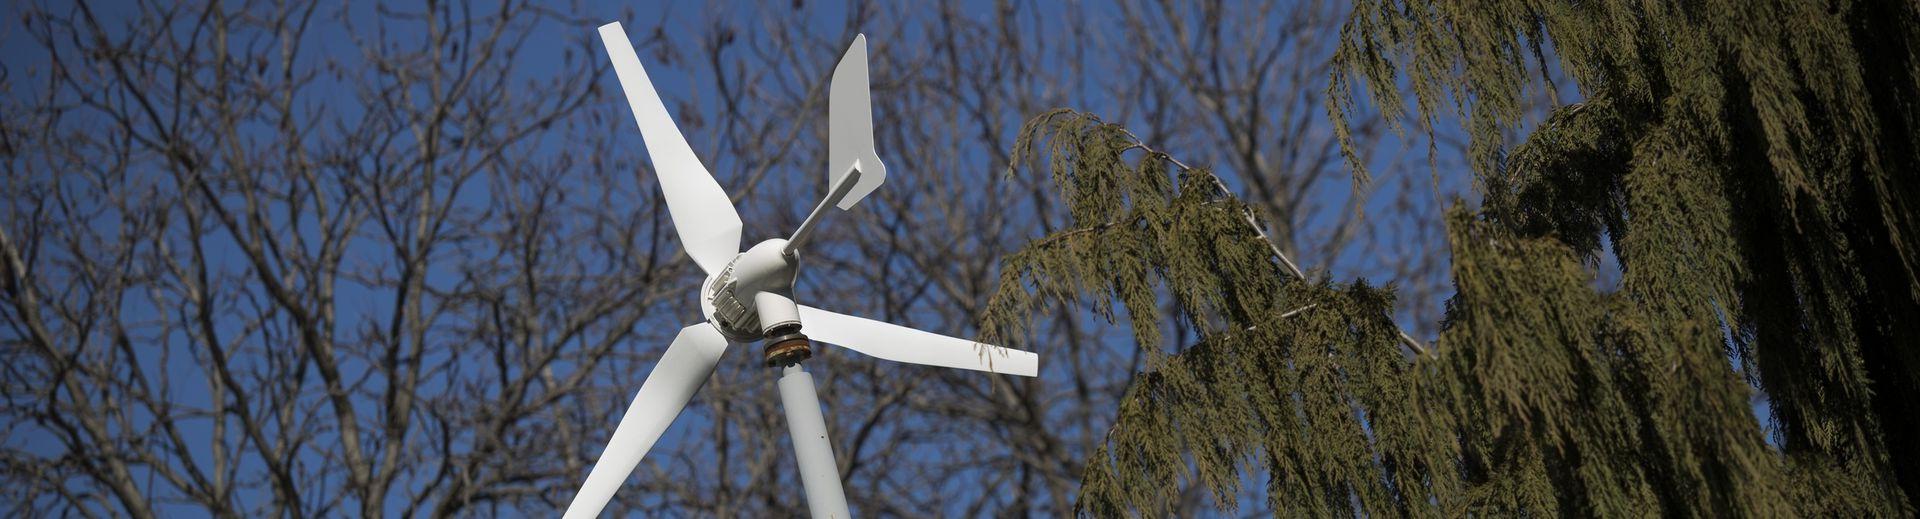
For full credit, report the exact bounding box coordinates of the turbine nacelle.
[700,238,802,343]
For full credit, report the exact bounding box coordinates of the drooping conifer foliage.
[987,0,1920,512]
[1328,0,1920,512]
[984,110,1457,517]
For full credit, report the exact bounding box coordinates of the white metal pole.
[776,363,852,518]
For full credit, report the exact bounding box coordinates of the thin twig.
[1279,303,1319,318]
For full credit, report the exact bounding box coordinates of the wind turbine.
[565,23,1040,519]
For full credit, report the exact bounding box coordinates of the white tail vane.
[827,34,885,210]
[787,34,886,255]
[599,22,742,275]
[575,25,1039,518]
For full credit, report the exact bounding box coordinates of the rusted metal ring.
[763,331,813,367]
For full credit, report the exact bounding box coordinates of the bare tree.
[0,1,694,516]
[1,0,1452,516]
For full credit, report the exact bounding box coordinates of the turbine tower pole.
[774,357,851,518]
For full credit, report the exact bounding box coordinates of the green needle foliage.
[984,110,1458,517]
[987,0,1920,508]
[1328,0,1920,513]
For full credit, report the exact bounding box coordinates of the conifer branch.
[1117,128,1433,356]
[1023,221,1119,250]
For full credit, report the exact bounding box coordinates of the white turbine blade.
[827,34,886,210]
[599,22,742,275]
[565,322,729,519]
[797,305,1038,377]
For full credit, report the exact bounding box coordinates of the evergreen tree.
[985,0,1920,514]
